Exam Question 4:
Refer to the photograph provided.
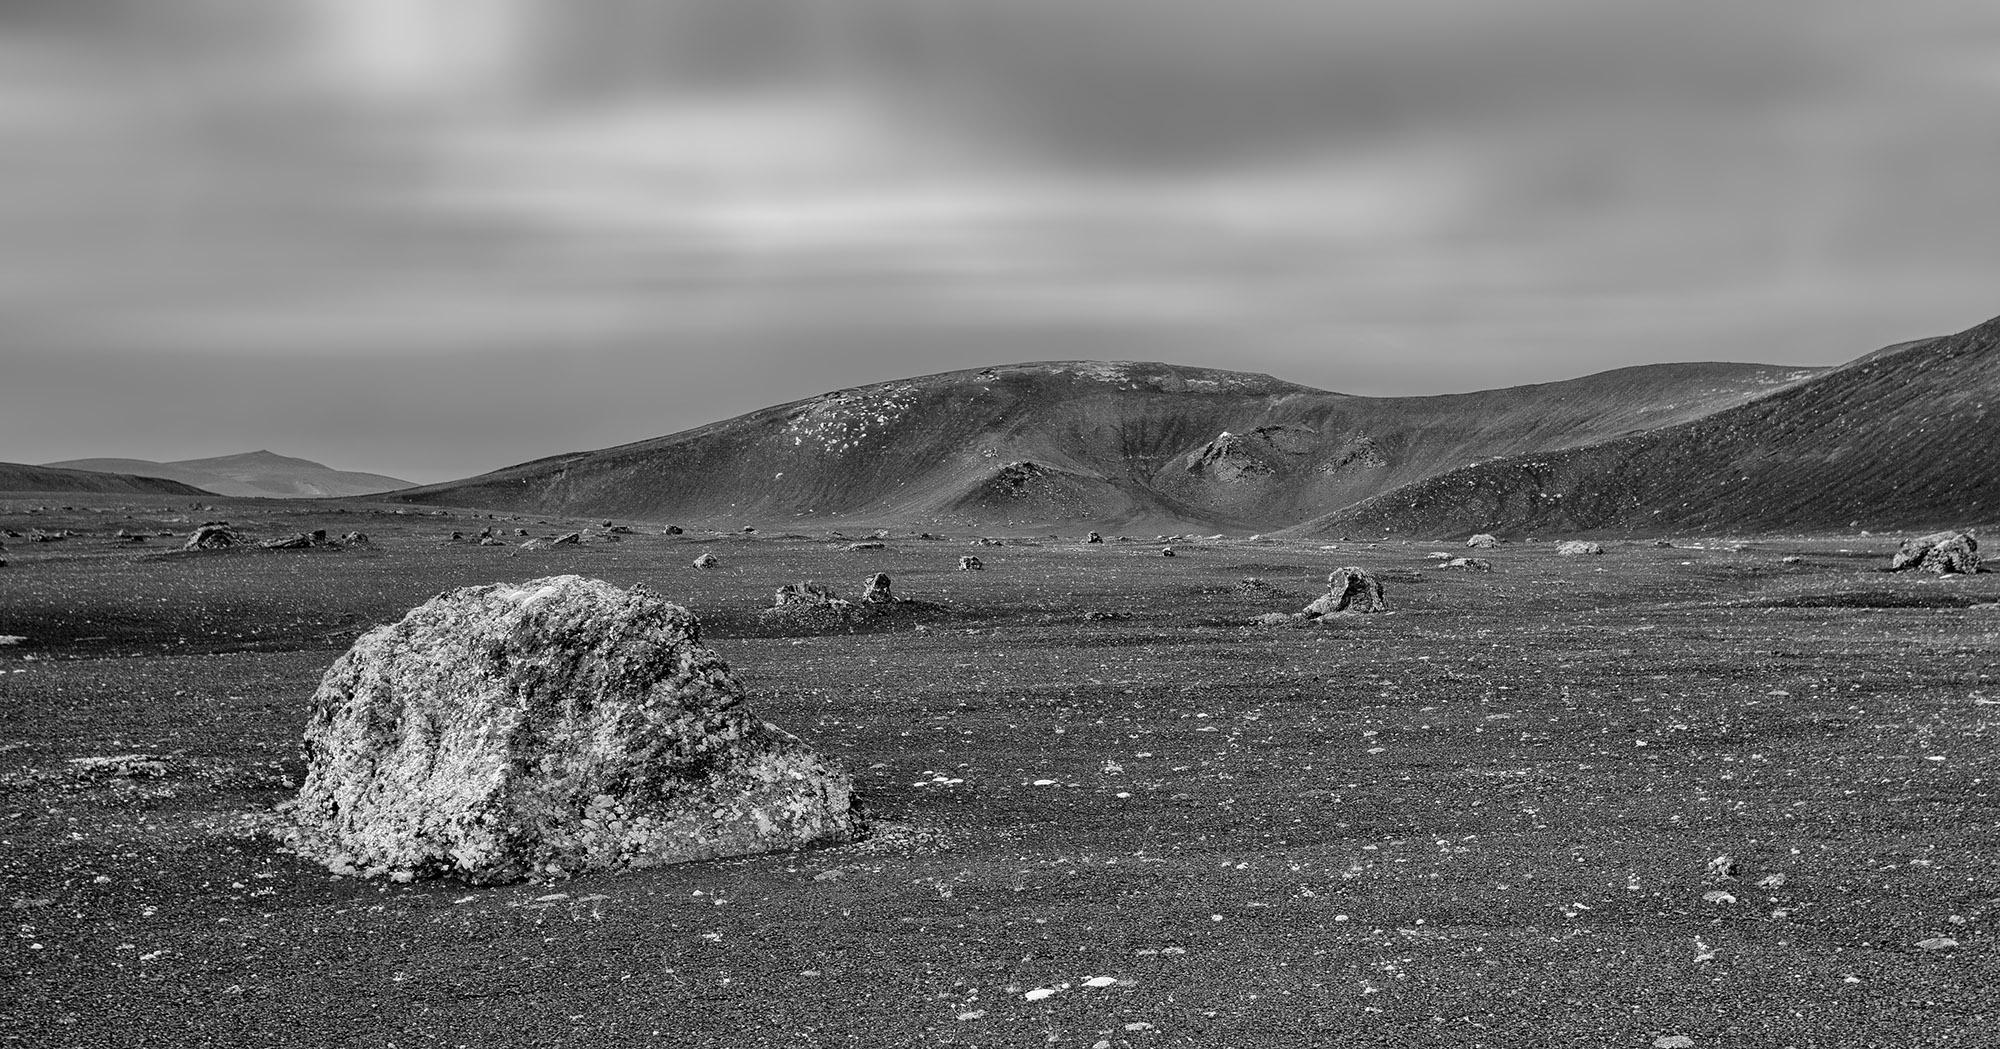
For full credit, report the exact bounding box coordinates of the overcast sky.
[4,0,1998,483]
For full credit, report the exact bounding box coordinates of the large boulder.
[1466,534,1501,549]
[1890,530,1980,575]
[1301,566,1385,617]
[290,576,861,884]
[1555,540,1604,557]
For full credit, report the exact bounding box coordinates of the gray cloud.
[4,1,2000,481]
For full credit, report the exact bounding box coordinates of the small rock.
[693,553,719,569]
[1701,890,1737,905]
[1890,530,1980,574]
[1085,531,1103,544]
[1653,1037,1695,1049]
[858,573,894,604]
[958,556,983,571]
[1555,540,1604,557]
[1440,557,1491,572]
[1706,855,1739,880]
[844,542,885,551]
[1465,533,1501,549]
[1917,936,1959,951]
[1301,566,1385,617]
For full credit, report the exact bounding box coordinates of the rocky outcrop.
[182,524,241,551]
[1890,530,1980,574]
[261,529,333,550]
[289,576,860,884]
[1555,540,1604,557]
[1301,566,1385,616]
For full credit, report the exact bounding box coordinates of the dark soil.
[2,498,1996,1047]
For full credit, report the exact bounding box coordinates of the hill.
[0,462,212,496]
[43,451,414,499]
[386,359,1816,531]
[1283,315,2000,537]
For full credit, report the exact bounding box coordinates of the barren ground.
[1,497,1996,1048]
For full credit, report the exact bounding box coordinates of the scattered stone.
[182,524,242,551]
[977,538,1004,547]
[479,537,505,546]
[1654,539,1675,548]
[550,532,583,546]
[1653,1037,1695,1049]
[870,529,892,540]
[262,530,332,550]
[958,556,983,571]
[1086,531,1103,544]
[693,553,719,569]
[1249,612,1302,627]
[1917,936,1960,951]
[665,526,684,536]
[1301,567,1386,617]
[1161,546,1175,558]
[1705,855,1738,880]
[29,530,68,543]
[845,542,886,551]
[289,575,861,884]
[1440,557,1492,572]
[67,754,169,779]
[1555,540,1604,557]
[1889,530,1980,575]
[1701,890,1737,904]
[1756,873,1786,888]
[1234,577,1270,592]
[859,573,894,604]
[1781,555,1803,564]
[449,531,464,541]
[342,532,370,545]
[1466,534,1500,549]
[515,528,530,537]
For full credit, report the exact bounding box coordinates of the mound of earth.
[0,462,211,496]
[382,358,1818,532]
[1285,314,2000,537]
[44,450,413,499]
[288,575,861,884]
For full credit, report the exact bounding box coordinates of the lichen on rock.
[290,575,861,884]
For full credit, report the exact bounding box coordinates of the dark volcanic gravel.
[1,498,1996,1047]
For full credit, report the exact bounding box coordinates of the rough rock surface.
[1085,531,1103,544]
[290,576,860,884]
[1890,530,1980,574]
[859,573,894,604]
[693,553,719,569]
[958,556,983,571]
[182,524,241,551]
[1301,566,1386,616]
[1556,540,1604,557]
[262,529,332,550]
[1466,534,1501,549]
[1441,557,1492,572]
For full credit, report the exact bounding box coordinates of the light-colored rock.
[1555,540,1604,557]
[291,576,860,884]
[1301,566,1385,616]
[859,573,894,604]
[692,552,719,569]
[1466,534,1501,549]
[958,556,983,571]
[182,524,240,551]
[1890,530,1980,574]
[1085,531,1103,544]
[1441,557,1491,572]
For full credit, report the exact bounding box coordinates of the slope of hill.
[0,463,212,496]
[1283,316,2000,537]
[44,451,414,499]
[387,359,1818,531]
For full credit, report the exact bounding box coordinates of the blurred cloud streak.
[5,1,2000,480]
